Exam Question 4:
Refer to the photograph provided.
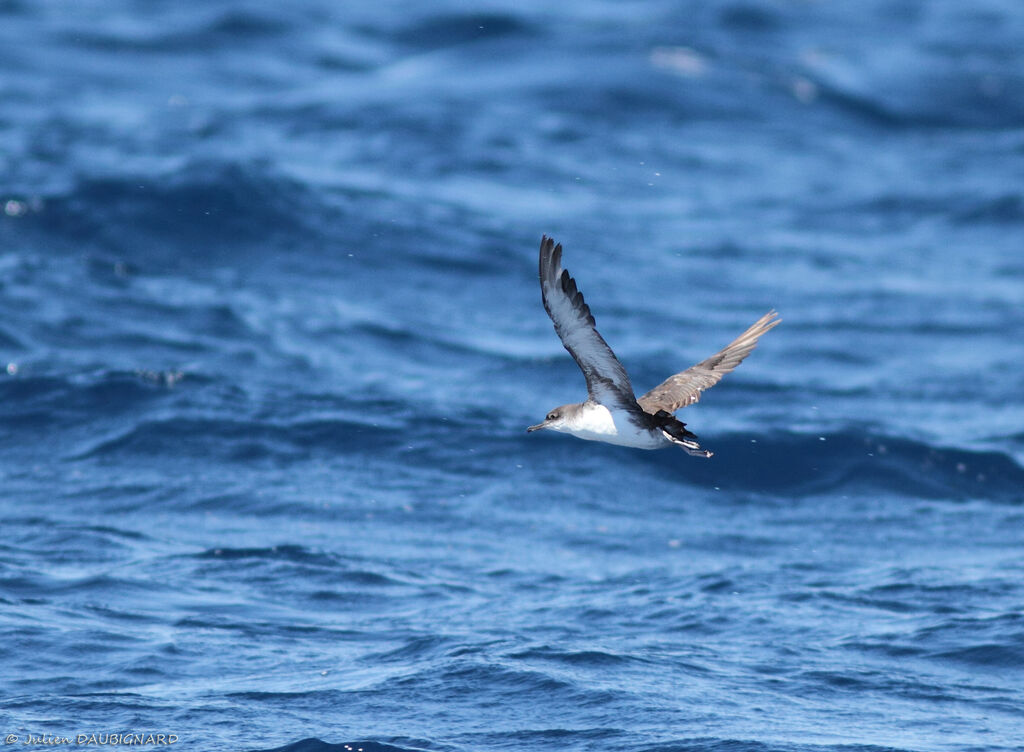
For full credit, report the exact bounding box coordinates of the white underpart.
[552,403,666,449]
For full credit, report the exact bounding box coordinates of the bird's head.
[527,404,578,434]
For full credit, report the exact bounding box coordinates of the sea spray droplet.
[4,200,27,217]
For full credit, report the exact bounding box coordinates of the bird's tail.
[652,410,713,458]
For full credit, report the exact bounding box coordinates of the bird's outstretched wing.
[538,236,638,409]
[637,310,780,414]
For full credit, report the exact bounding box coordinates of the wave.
[11,162,324,265]
[391,12,533,50]
[638,742,911,752]
[805,66,1024,130]
[56,6,310,55]
[0,371,191,441]
[4,368,1019,501]
[249,737,918,752]
[188,545,412,588]
[506,645,643,668]
[0,370,401,462]
[635,430,1024,502]
[70,414,398,463]
[249,740,431,752]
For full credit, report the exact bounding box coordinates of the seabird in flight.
[527,236,779,457]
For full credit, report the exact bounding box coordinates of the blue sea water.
[2,1,1024,750]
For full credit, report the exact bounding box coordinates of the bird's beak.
[526,422,546,433]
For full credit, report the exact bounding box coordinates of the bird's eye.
[547,412,557,421]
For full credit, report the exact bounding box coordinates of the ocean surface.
[2,1,1023,751]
